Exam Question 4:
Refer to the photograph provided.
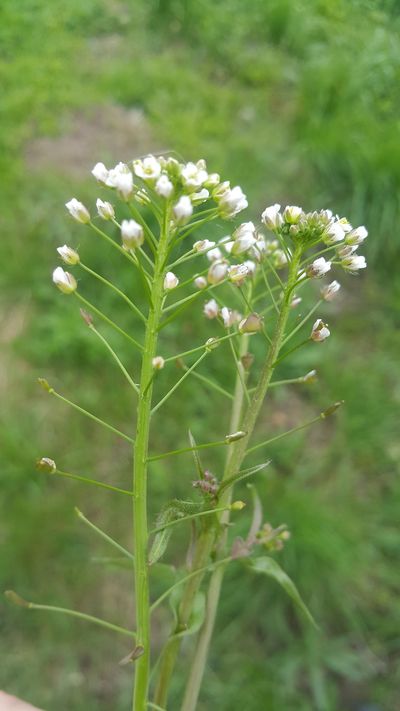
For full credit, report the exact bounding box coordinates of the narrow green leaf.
[188,430,205,479]
[247,556,317,628]
[170,589,206,640]
[219,460,271,496]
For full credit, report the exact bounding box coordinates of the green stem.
[49,468,133,496]
[74,292,143,352]
[26,600,135,637]
[80,262,146,324]
[180,247,303,711]
[132,202,172,711]
[88,324,139,395]
[48,387,134,443]
[75,507,134,561]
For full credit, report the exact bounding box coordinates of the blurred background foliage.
[0,1,399,710]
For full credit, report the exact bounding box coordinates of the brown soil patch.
[25,104,162,178]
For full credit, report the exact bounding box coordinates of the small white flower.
[191,188,209,204]
[220,307,242,328]
[193,240,216,253]
[133,155,162,181]
[311,319,330,342]
[91,162,109,183]
[243,259,256,276]
[57,245,80,265]
[346,225,368,245]
[337,217,353,233]
[249,237,267,261]
[206,247,223,262]
[155,174,174,198]
[283,205,303,224]
[324,221,345,244]
[65,198,90,224]
[321,280,341,301]
[152,356,165,370]
[337,244,357,259]
[181,160,208,191]
[96,199,115,220]
[231,221,257,255]
[217,185,248,218]
[164,271,179,290]
[273,249,288,268]
[220,238,234,254]
[114,171,134,200]
[261,204,283,231]
[341,254,367,272]
[203,298,219,319]
[306,257,332,278]
[207,260,229,285]
[121,219,144,250]
[173,195,193,224]
[228,264,249,285]
[106,162,130,187]
[52,267,77,294]
[205,172,220,188]
[194,276,208,289]
[291,295,302,308]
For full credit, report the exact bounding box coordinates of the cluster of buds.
[90,155,248,222]
[256,523,291,552]
[261,203,367,273]
[192,470,219,497]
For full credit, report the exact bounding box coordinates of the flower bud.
[291,295,302,308]
[57,245,80,265]
[80,309,93,326]
[206,247,223,262]
[193,239,215,253]
[207,259,228,285]
[152,356,165,370]
[65,198,90,224]
[225,431,247,442]
[230,500,246,510]
[239,313,263,334]
[306,257,331,278]
[96,198,115,220]
[194,276,207,289]
[37,377,52,392]
[114,171,134,200]
[155,174,174,198]
[311,319,330,342]
[241,352,254,371]
[217,185,248,218]
[205,172,220,187]
[321,280,341,301]
[341,254,367,272]
[346,225,368,245]
[121,219,144,250]
[203,298,219,319]
[261,203,283,231]
[164,271,179,290]
[205,337,220,350]
[243,259,256,276]
[52,267,77,294]
[283,205,303,224]
[321,400,344,418]
[36,457,56,473]
[173,195,193,223]
[191,188,209,204]
[324,221,345,244]
[228,264,249,285]
[220,307,242,328]
[302,369,317,383]
[91,162,109,183]
[231,222,256,255]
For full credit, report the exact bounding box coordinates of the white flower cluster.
[261,203,367,273]
[91,155,248,221]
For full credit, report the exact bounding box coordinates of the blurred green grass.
[1,1,399,710]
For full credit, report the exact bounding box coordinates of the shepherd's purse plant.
[6,153,368,711]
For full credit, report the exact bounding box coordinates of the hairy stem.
[180,246,303,711]
[132,203,171,711]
